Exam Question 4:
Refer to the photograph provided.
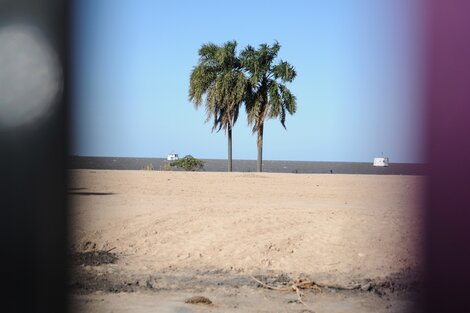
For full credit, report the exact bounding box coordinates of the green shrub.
[170,155,204,171]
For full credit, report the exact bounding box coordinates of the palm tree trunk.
[257,124,264,172]
[228,127,232,172]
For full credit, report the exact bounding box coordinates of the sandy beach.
[69,170,424,312]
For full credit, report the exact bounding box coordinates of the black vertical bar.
[0,1,69,313]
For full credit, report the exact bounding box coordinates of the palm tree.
[189,41,247,172]
[240,42,297,172]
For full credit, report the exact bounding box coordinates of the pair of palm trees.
[189,41,297,172]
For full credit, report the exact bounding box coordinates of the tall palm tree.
[241,42,297,172]
[189,41,247,172]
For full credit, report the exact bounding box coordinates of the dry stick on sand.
[105,247,116,253]
[250,275,362,310]
[250,275,321,310]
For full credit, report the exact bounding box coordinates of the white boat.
[167,153,179,161]
[373,157,389,167]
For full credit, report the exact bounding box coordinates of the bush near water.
[170,155,204,171]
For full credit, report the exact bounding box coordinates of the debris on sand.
[184,296,212,305]
[70,249,118,266]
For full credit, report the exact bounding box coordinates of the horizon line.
[68,155,426,165]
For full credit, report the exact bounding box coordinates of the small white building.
[373,157,389,167]
[167,153,179,161]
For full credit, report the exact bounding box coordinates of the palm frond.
[280,84,297,114]
[189,41,248,135]
[272,60,297,83]
[240,41,297,132]
[267,80,282,119]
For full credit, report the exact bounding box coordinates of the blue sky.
[71,0,424,163]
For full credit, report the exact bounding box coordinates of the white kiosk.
[373,157,389,167]
[167,153,179,161]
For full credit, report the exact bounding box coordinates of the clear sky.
[71,0,424,163]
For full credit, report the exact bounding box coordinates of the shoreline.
[69,156,427,175]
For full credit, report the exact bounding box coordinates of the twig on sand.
[250,275,320,311]
[105,247,116,253]
[250,275,291,291]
